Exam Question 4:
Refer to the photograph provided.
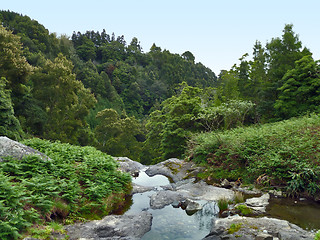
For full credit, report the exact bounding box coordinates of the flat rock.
[204,215,314,240]
[176,180,234,201]
[245,193,269,213]
[131,183,154,194]
[65,211,152,240]
[0,136,49,161]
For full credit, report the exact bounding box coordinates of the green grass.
[188,114,320,198]
[217,197,229,213]
[235,204,252,216]
[0,138,131,240]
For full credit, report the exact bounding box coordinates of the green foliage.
[94,108,144,161]
[0,138,131,238]
[0,77,24,140]
[227,223,242,234]
[27,222,67,240]
[189,114,320,197]
[0,24,33,112]
[235,204,252,216]
[143,83,204,162]
[315,230,320,240]
[275,55,320,119]
[217,197,229,213]
[30,53,97,144]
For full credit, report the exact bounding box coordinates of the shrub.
[189,114,320,197]
[217,197,229,213]
[235,204,252,216]
[0,138,131,238]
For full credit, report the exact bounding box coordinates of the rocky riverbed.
[70,157,313,240]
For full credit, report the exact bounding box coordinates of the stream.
[125,168,218,240]
[116,163,320,239]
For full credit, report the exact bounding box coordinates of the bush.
[217,197,229,213]
[0,138,131,238]
[189,114,320,197]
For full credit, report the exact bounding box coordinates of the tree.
[182,51,195,63]
[262,24,311,119]
[274,55,320,119]
[0,77,23,140]
[0,25,33,107]
[144,83,203,161]
[94,109,143,161]
[30,53,96,144]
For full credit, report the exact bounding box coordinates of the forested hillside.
[1,10,320,164]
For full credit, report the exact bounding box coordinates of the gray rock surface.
[115,157,144,176]
[204,215,315,240]
[175,180,234,201]
[131,183,154,194]
[150,190,186,209]
[0,136,49,161]
[65,211,152,240]
[244,193,269,213]
[145,158,202,182]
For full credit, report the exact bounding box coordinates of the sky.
[1,0,320,74]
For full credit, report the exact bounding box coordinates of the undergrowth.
[0,138,131,240]
[189,114,320,198]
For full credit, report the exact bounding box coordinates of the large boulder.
[115,157,144,177]
[203,215,315,240]
[145,158,203,182]
[0,136,49,161]
[65,211,152,240]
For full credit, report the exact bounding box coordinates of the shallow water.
[121,168,320,238]
[266,197,320,231]
[125,168,218,240]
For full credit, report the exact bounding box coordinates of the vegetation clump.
[227,223,242,234]
[0,138,131,240]
[189,114,320,199]
[235,204,252,216]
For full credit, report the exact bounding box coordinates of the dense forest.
[2,11,318,165]
[1,10,320,239]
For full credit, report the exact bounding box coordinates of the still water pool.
[125,168,218,240]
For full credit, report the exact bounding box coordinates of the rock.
[245,193,269,213]
[0,136,50,162]
[175,180,234,201]
[269,189,283,197]
[150,190,186,209]
[185,199,202,212]
[255,232,273,240]
[65,211,152,240]
[221,179,232,188]
[236,186,262,196]
[145,158,195,182]
[206,216,314,240]
[131,183,154,194]
[115,157,144,176]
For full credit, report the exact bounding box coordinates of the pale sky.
[1,0,320,74]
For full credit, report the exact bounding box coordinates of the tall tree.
[262,24,311,119]
[94,108,143,160]
[30,53,96,144]
[274,55,320,119]
[0,25,33,108]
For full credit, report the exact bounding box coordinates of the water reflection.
[266,197,320,231]
[124,168,218,240]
